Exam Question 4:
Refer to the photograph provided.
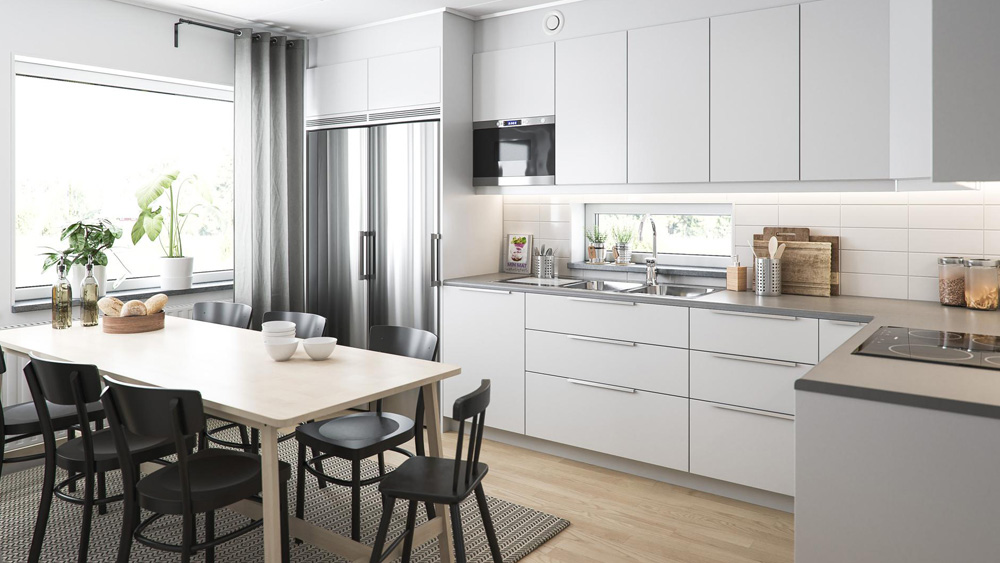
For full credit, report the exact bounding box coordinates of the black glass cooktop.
[853,326,1000,371]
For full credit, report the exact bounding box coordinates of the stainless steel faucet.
[638,213,658,286]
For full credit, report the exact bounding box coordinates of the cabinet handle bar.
[709,353,799,368]
[457,287,512,295]
[710,310,798,321]
[711,403,794,420]
[567,379,636,394]
[567,297,636,306]
[567,335,636,347]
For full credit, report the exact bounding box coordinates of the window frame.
[584,203,734,269]
[11,58,235,302]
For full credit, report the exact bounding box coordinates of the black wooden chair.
[369,380,502,563]
[23,355,178,563]
[102,376,292,563]
[294,325,437,542]
[262,311,327,338]
[192,301,253,329]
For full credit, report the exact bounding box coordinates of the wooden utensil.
[768,236,779,259]
[775,243,786,260]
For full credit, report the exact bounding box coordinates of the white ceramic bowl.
[303,337,337,360]
[264,337,299,361]
[262,320,296,333]
[263,329,296,339]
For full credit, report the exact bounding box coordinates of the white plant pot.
[160,257,194,291]
[68,263,85,297]
[93,264,108,297]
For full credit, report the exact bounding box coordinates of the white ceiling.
[112,0,570,36]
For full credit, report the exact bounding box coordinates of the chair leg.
[450,503,468,563]
[296,443,306,521]
[369,495,396,563]
[117,476,139,563]
[205,511,215,563]
[476,485,504,563]
[280,479,291,563]
[78,470,95,563]
[67,428,76,493]
[180,511,196,563]
[28,453,56,563]
[97,470,108,516]
[378,452,385,477]
[251,428,260,454]
[351,458,362,542]
[425,502,436,521]
[237,425,250,452]
[314,447,327,489]
[401,500,418,563]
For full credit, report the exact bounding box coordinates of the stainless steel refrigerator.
[306,121,441,356]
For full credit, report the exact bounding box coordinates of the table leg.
[259,425,283,563]
[422,382,455,563]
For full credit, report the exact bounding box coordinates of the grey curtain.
[234,31,306,326]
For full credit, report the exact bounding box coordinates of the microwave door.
[498,138,531,178]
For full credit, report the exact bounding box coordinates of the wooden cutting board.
[810,235,841,296]
[755,227,840,296]
[752,240,832,297]
[761,227,811,241]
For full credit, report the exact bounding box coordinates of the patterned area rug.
[0,428,569,562]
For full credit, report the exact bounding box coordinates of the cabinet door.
[305,60,367,118]
[819,319,866,360]
[367,48,440,110]
[628,19,709,183]
[801,0,890,180]
[441,287,525,434]
[710,5,799,182]
[556,31,627,185]
[474,44,554,121]
[690,308,819,365]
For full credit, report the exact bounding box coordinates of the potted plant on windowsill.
[585,225,608,264]
[40,219,123,297]
[610,225,634,266]
[132,171,216,291]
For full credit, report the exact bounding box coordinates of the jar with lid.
[938,257,966,306]
[964,258,1000,311]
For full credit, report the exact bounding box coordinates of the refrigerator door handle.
[358,230,368,280]
[367,230,376,281]
[431,233,442,287]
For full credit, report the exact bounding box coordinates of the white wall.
[0,0,235,329]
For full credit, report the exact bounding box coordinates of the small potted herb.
[585,226,608,264]
[610,225,635,265]
[41,219,122,296]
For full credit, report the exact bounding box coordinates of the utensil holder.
[755,258,781,296]
[535,255,557,279]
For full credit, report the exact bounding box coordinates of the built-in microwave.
[473,116,555,186]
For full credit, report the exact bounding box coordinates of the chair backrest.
[451,379,491,492]
[24,355,105,468]
[192,302,253,329]
[369,325,438,361]
[263,311,327,338]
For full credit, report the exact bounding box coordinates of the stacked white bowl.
[262,320,296,339]
[262,321,298,361]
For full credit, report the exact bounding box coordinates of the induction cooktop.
[852,326,1000,371]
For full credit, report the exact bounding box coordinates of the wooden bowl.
[102,312,165,334]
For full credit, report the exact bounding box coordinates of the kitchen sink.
[624,284,724,298]
[561,280,646,292]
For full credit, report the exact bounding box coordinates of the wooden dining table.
[0,316,462,563]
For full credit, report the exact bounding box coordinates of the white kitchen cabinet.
[690,350,808,415]
[473,43,554,121]
[525,293,688,348]
[690,399,795,495]
[526,372,689,471]
[441,286,524,434]
[690,308,818,365]
[525,329,688,397]
[801,0,890,180]
[305,60,367,118]
[710,5,799,182]
[555,31,627,185]
[367,47,440,111]
[627,19,709,184]
[819,319,867,360]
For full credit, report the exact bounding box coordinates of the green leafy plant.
[610,224,634,245]
[40,219,122,272]
[585,225,607,244]
[132,171,215,257]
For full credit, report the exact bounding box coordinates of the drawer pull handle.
[567,297,636,306]
[458,287,511,295]
[827,319,865,326]
[709,353,800,368]
[711,403,794,420]
[709,310,799,321]
[567,335,636,347]
[567,379,636,394]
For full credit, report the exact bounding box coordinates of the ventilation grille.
[306,113,368,128]
[368,106,440,122]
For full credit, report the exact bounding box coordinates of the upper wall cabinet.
[801,0,890,180]
[556,31,628,185]
[628,19,709,184]
[367,47,440,111]
[473,43,554,121]
[305,60,368,118]
[711,5,800,182]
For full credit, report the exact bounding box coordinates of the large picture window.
[13,61,234,298]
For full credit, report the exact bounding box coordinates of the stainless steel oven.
[473,116,555,186]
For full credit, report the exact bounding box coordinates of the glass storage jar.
[938,257,966,306]
[964,258,1000,311]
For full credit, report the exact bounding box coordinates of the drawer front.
[526,372,688,471]
[525,293,688,347]
[690,350,809,414]
[526,329,688,396]
[819,319,866,360]
[690,399,794,495]
[690,308,818,364]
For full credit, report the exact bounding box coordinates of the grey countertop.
[445,272,1000,420]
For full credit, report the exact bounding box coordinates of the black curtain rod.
[174,18,242,48]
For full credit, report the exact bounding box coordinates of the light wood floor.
[435,432,794,563]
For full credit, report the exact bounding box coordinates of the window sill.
[11,280,234,314]
[567,261,727,279]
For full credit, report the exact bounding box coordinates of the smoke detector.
[543,10,564,35]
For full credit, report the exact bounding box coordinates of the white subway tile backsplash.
[734,226,765,246]
[503,221,539,237]
[778,192,842,204]
[908,252,946,278]
[841,228,908,252]
[908,205,984,230]
[779,205,840,227]
[841,205,907,228]
[908,229,983,255]
[841,273,908,299]
[503,204,539,222]
[840,191,908,205]
[734,205,779,226]
[984,231,1000,255]
[907,276,939,302]
[539,204,571,222]
[726,193,780,204]
[906,189,984,205]
[539,221,571,240]
[985,206,1000,230]
[841,250,908,276]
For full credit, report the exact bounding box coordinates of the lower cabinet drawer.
[525,372,688,471]
[690,350,809,415]
[525,329,688,396]
[689,399,794,495]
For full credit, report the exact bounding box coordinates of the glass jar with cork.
[964,259,1000,311]
[938,257,965,306]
